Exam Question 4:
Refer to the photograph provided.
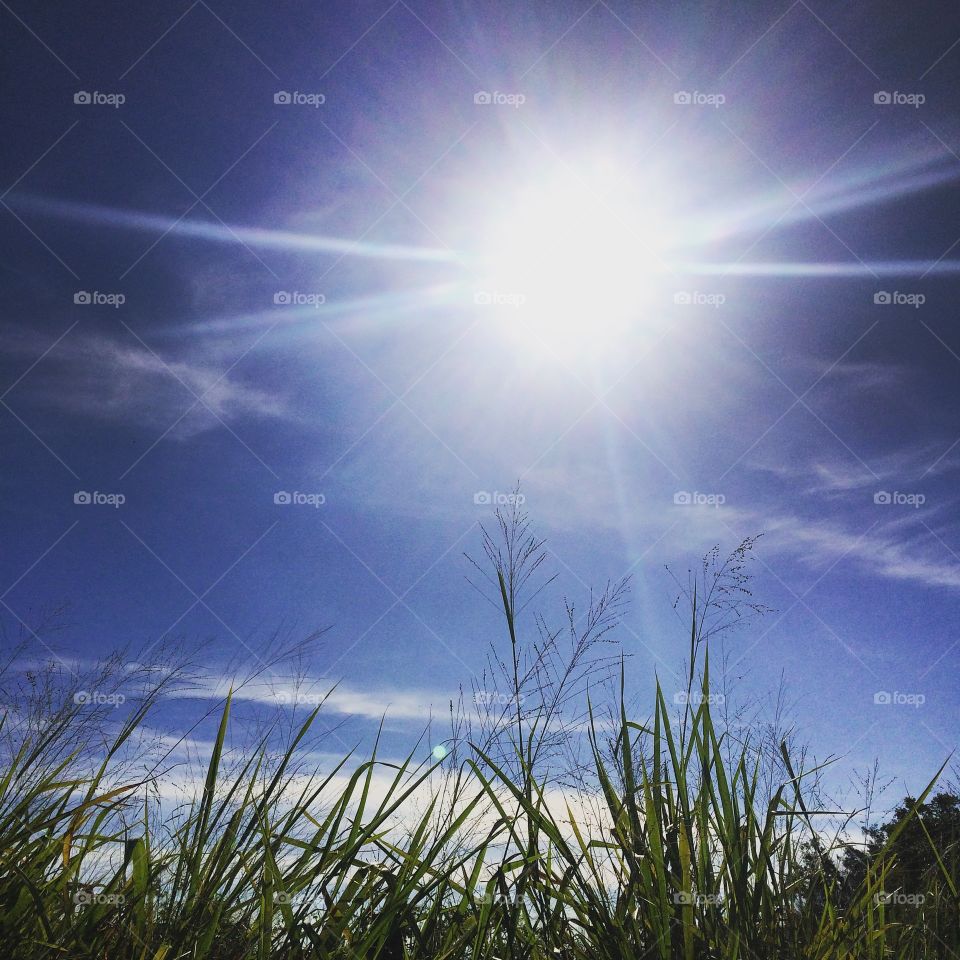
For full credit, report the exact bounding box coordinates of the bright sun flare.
[475,161,671,359]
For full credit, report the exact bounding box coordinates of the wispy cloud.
[753,441,960,497]
[517,447,960,594]
[172,676,456,722]
[760,511,960,591]
[2,324,288,438]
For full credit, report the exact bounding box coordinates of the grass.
[0,512,956,959]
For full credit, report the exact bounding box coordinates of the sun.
[473,159,672,360]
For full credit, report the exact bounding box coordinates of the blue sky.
[1,0,959,800]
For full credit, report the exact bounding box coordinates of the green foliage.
[0,520,954,958]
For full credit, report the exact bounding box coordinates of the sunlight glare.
[475,159,670,360]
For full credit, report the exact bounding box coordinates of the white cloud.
[761,512,960,591]
[171,675,455,722]
[754,442,959,497]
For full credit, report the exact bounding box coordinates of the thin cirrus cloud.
[171,676,455,723]
[754,446,958,496]
[758,511,960,591]
[327,440,960,596]
[512,447,960,594]
[2,324,288,438]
